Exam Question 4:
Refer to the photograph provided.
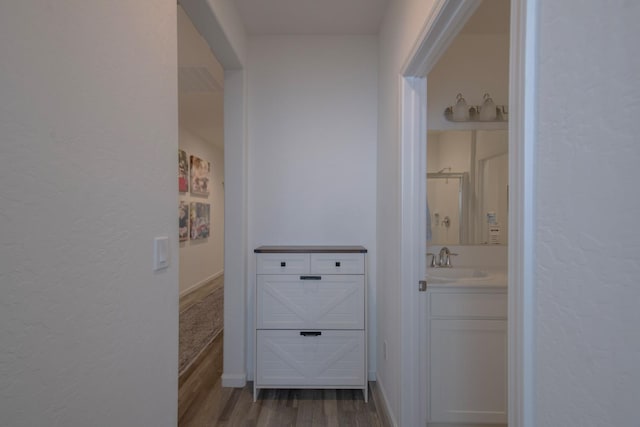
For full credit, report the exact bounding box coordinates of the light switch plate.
[154,236,169,270]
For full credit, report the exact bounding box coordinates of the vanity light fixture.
[444,92,508,123]
[452,93,470,121]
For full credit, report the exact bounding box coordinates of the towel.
[427,200,432,241]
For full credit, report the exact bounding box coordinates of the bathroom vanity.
[253,246,368,401]
[426,271,507,425]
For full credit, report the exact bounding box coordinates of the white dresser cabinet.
[254,246,367,401]
[427,287,508,425]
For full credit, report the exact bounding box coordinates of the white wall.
[428,33,510,131]
[377,1,438,424]
[179,128,225,294]
[432,131,473,172]
[0,2,178,426]
[180,0,247,69]
[534,2,640,425]
[247,35,378,379]
[221,69,249,386]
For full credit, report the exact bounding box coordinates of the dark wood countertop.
[254,245,367,253]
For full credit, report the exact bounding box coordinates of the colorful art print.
[190,155,210,196]
[190,202,210,240]
[179,201,189,242]
[178,149,189,193]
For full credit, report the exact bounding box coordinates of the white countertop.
[426,267,507,289]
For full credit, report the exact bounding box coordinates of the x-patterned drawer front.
[256,330,365,386]
[256,275,365,330]
[257,253,310,275]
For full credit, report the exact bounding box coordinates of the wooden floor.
[178,332,224,421]
[179,380,391,427]
[178,277,390,427]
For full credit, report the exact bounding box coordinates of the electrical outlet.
[383,341,388,361]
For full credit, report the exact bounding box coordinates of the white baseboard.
[428,424,506,427]
[180,270,224,298]
[376,376,398,427]
[221,372,246,388]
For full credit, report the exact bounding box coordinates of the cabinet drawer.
[257,253,310,274]
[430,292,507,318]
[310,253,365,275]
[256,330,365,387]
[256,275,364,329]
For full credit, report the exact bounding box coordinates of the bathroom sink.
[427,267,490,283]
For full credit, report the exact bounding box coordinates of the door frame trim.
[398,0,537,425]
[399,74,427,426]
[507,1,538,426]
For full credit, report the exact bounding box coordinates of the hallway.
[2,2,639,426]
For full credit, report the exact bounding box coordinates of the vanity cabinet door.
[429,318,507,424]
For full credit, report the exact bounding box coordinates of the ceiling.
[234,0,389,35]
[176,0,508,150]
[178,6,224,150]
[460,0,510,35]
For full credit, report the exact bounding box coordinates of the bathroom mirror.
[427,130,508,245]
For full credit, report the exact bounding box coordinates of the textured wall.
[0,2,178,426]
[535,1,640,425]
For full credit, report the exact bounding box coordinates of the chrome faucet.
[428,247,458,268]
[427,252,437,267]
[439,247,451,267]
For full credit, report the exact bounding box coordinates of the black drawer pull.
[335,261,341,267]
[300,275,322,280]
[280,261,286,267]
[300,331,322,337]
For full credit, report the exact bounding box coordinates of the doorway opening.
[176,5,226,422]
[425,4,510,424]
[399,0,536,425]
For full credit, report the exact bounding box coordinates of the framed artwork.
[179,201,189,242]
[190,155,210,196]
[178,149,189,193]
[190,202,210,240]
